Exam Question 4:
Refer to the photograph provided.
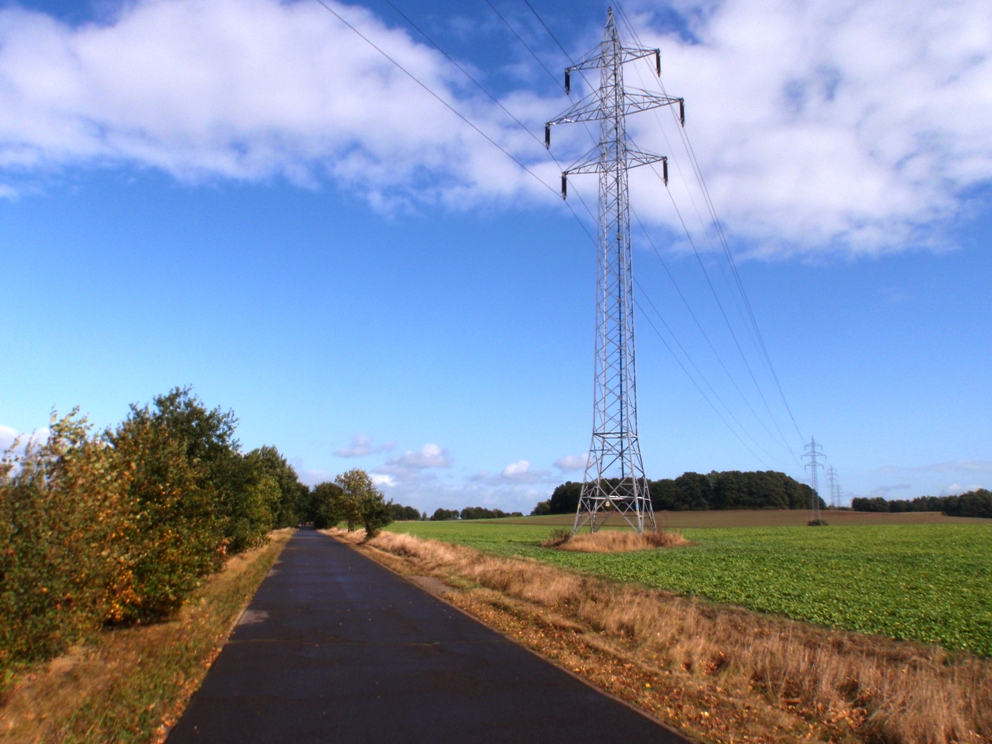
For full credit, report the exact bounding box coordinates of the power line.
[630,210,795,465]
[321,0,801,475]
[635,280,785,467]
[524,1,801,466]
[484,0,563,90]
[615,2,806,446]
[313,0,559,198]
[632,138,799,461]
[636,300,766,464]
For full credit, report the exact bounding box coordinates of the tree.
[107,412,220,622]
[1,411,126,667]
[430,508,459,521]
[390,503,422,521]
[332,469,392,538]
[310,481,347,529]
[244,446,308,528]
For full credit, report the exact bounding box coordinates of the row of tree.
[532,470,822,515]
[435,506,523,521]
[1,388,309,680]
[851,490,992,518]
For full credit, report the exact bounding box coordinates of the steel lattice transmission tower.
[803,437,825,522]
[545,9,684,534]
[826,465,840,508]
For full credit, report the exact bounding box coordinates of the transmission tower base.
[573,480,656,534]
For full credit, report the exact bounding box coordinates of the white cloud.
[553,453,588,472]
[1,0,988,255]
[869,483,911,497]
[501,459,531,480]
[333,433,395,458]
[0,424,49,454]
[0,425,17,452]
[369,473,396,488]
[939,483,983,496]
[619,0,992,255]
[383,443,452,471]
[468,459,553,485]
[877,460,992,476]
[0,0,558,206]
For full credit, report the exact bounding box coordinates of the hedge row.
[0,388,307,682]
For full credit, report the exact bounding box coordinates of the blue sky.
[1,0,990,512]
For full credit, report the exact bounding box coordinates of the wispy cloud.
[0,424,49,453]
[553,453,588,473]
[0,0,989,255]
[379,443,453,473]
[621,0,992,255]
[876,461,992,476]
[939,483,984,496]
[0,0,556,207]
[869,483,911,497]
[333,433,395,458]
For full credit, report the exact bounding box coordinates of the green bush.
[106,414,221,623]
[0,412,125,676]
[1,388,307,683]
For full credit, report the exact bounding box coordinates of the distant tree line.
[532,471,822,515]
[426,506,524,521]
[851,490,992,519]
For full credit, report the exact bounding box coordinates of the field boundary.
[325,530,692,743]
[330,527,992,744]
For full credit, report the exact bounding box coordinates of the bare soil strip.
[330,528,992,744]
[0,529,293,744]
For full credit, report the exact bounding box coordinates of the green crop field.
[386,519,992,656]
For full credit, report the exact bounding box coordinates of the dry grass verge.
[544,528,689,552]
[329,527,992,744]
[0,528,294,744]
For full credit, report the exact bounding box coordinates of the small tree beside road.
[335,469,392,538]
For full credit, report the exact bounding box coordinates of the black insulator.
[679,99,685,127]
[545,124,550,149]
[655,50,661,76]
[561,174,568,199]
[565,70,571,94]
[663,159,669,186]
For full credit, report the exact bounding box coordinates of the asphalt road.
[169,528,689,743]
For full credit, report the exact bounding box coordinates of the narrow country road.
[168,528,689,743]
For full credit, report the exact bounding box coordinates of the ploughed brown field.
[501,508,986,528]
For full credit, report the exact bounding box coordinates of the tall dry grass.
[332,528,992,744]
[546,529,689,552]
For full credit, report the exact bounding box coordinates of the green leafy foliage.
[245,445,309,528]
[430,508,459,521]
[106,412,220,623]
[853,491,992,518]
[0,388,307,682]
[309,481,347,529]
[332,469,392,538]
[390,503,423,521]
[0,412,125,671]
[545,471,822,515]
[387,520,992,656]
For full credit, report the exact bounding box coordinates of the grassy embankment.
[330,514,991,743]
[0,529,293,744]
[391,517,992,655]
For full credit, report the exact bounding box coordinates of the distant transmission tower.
[826,465,840,508]
[803,437,825,522]
[545,9,683,534]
